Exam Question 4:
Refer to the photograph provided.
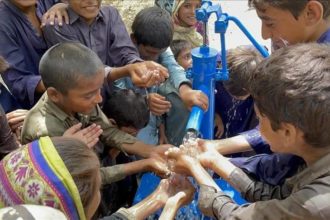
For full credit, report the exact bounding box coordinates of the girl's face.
[177,0,201,27]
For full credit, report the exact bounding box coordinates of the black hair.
[39,42,104,94]
[170,39,192,60]
[132,6,173,49]
[103,89,150,130]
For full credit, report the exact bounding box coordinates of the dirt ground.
[102,0,155,33]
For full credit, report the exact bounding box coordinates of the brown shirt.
[21,93,136,149]
[21,93,136,184]
[199,153,330,220]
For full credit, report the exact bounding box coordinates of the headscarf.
[0,137,85,220]
[171,0,203,48]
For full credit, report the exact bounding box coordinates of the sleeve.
[99,208,134,220]
[90,105,137,152]
[100,165,127,185]
[198,183,319,220]
[239,127,271,154]
[0,106,18,159]
[42,23,81,47]
[107,7,142,67]
[159,48,191,89]
[0,29,41,109]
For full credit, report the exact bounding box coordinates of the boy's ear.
[303,1,324,26]
[47,87,62,103]
[280,122,302,148]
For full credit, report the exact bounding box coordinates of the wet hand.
[165,147,197,175]
[146,157,170,178]
[129,61,168,88]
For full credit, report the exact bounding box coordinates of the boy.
[42,0,170,98]
[127,7,193,145]
[201,0,330,169]
[166,43,330,219]
[21,43,169,182]
[0,0,66,109]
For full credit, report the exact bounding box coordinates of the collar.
[42,93,75,122]
[68,7,104,25]
[317,28,330,43]
[287,152,330,189]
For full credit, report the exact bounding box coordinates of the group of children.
[0,0,329,219]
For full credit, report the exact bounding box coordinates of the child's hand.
[168,174,195,206]
[197,139,225,169]
[6,109,28,132]
[179,85,209,111]
[63,123,103,149]
[165,147,197,175]
[128,61,169,88]
[214,113,224,138]
[146,157,170,178]
[41,3,69,27]
[154,175,195,205]
[148,93,171,116]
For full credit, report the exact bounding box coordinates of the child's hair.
[223,46,264,97]
[102,89,150,130]
[170,39,192,60]
[248,0,330,19]
[0,56,8,74]
[39,43,104,94]
[250,43,330,148]
[51,137,100,214]
[132,6,173,49]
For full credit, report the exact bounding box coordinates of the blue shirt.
[42,6,142,67]
[0,0,58,109]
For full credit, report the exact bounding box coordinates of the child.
[42,0,168,93]
[0,0,66,109]
[167,43,330,219]
[21,43,169,183]
[172,0,203,48]
[131,7,196,145]
[0,136,194,220]
[200,0,330,165]
[170,39,192,70]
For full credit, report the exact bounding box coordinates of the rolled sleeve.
[240,127,271,154]
[100,165,127,185]
[90,106,137,153]
[159,48,191,89]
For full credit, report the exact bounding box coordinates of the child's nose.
[261,23,272,40]
[94,90,103,104]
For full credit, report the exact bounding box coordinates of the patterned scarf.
[0,137,86,220]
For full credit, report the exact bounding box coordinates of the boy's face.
[254,106,284,153]
[137,44,167,61]
[256,5,311,50]
[177,47,192,70]
[69,0,101,25]
[54,70,104,116]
